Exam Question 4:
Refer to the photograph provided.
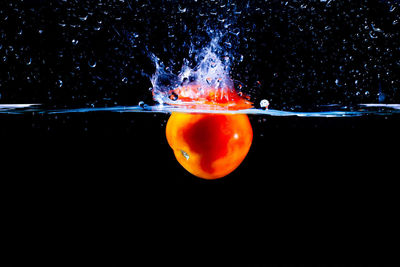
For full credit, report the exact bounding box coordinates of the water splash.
[150,36,252,110]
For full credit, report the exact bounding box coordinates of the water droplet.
[378,92,386,102]
[138,101,145,108]
[72,39,78,45]
[369,31,378,39]
[57,80,63,87]
[371,23,384,33]
[178,5,187,13]
[88,60,97,68]
[231,28,240,36]
[260,99,269,109]
[122,77,128,83]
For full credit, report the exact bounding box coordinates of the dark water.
[2,107,399,185]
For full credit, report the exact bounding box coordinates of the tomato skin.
[166,112,253,179]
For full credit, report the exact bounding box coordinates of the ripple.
[1,103,400,117]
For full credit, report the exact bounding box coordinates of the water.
[2,103,400,117]
[2,0,400,184]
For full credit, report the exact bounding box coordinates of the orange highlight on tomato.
[164,83,254,179]
[166,112,253,179]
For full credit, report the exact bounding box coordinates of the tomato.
[166,112,253,179]
[169,84,253,111]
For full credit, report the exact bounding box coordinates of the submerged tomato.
[166,112,253,179]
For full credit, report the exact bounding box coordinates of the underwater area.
[1,1,400,196]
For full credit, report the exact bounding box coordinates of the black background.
[2,0,400,108]
[1,112,400,259]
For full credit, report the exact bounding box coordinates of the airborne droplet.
[260,99,269,109]
[88,60,97,68]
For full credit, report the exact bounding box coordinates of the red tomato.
[166,112,253,179]
[169,84,253,110]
